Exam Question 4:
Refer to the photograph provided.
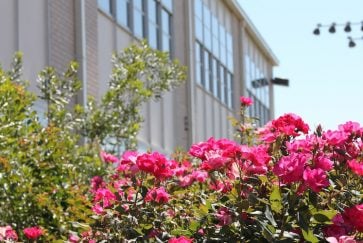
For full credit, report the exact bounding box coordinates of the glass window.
[204,50,210,91]
[134,0,143,9]
[203,6,211,50]
[227,73,233,108]
[133,9,144,37]
[195,43,202,84]
[148,0,157,23]
[220,67,225,103]
[161,0,173,11]
[148,23,158,49]
[116,0,129,26]
[98,0,112,14]
[226,33,233,52]
[194,0,203,19]
[162,35,170,52]
[195,17,203,41]
[212,58,218,97]
[161,9,170,34]
[147,0,158,49]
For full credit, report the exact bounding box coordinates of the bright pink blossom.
[347,159,363,176]
[168,236,193,243]
[326,236,357,243]
[117,151,139,173]
[239,96,253,106]
[100,151,119,163]
[94,188,116,208]
[339,121,362,136]
[314,154,333,171]
[179,174,195,187]
[69,234,80,242]
[342,204,363,232]
[303,167,329,193]
[210,180,232,194]
[323,130,349,146]
[216,207,233,226]
[23,226,43,240]
[92,203,104,215]
[145,187,170,203]
[0,226,18,241]
[90,176,105,194]
[201,150,230,171]
[273,153,307,184]
[136,152,176,180]
[191,170,208,182]
[258,113,309,142]
[324,214,354,239]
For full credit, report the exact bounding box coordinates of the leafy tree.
[0,41,185,241]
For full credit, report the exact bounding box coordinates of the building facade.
[0,0,278,153]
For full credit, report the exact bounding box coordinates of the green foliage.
[0,42,185,241]
[81,41,186,151]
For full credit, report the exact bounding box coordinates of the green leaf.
[269,185,282,213]
[302,229,319,243]
[189,220,200,231]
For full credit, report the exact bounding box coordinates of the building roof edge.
[228,0,280,66]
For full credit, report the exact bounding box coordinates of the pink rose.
[168,236,193,243]
[145,187,170,203]
[100,151,119,163]
[69,234,80,242]
[239,96,253,106]
[273,153,306,184]
[23,226,43,240]
[347,159,363,176]
[303,167,329,193]
[216,207,233,226]
[94,188,116,208]
[342,204,363,232]
[0,226,18,241]
[136,152,176,180]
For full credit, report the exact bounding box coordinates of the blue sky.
[239,0,363,131]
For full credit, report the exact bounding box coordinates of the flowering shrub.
[77,104,363,242]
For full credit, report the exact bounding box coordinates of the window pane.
[134,0,143,10]
[227,74,233,108]
[195,17,203,41]
[220,67,225,102]
[194,0,203,19]
[162,10,170,34]
[148,0,157,23]
[227,51,233,71]
[161,0,173,11]
[204,50,210,91]
[226,33,232,52]
[98,0,111,14]
[148,23,158,49]
[162,34,170,52]
[116,0,128,26]
[133,9,144,37]
[212,59,218,97]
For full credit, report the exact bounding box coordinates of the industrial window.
[194,0,234,109]
[98,0,173,54]
[244,53,271,126]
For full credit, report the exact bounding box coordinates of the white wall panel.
[0,0,17,70]
[18,0,47,93]
[97,14,114,100]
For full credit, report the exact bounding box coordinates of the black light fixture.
[272,78,289,86]
[344,22,352,32]
[348,37,356,48]
[328,23,336,33]
[313,24,321,35]
[361,21,363,31]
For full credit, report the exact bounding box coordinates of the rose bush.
[64,100,362,242]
